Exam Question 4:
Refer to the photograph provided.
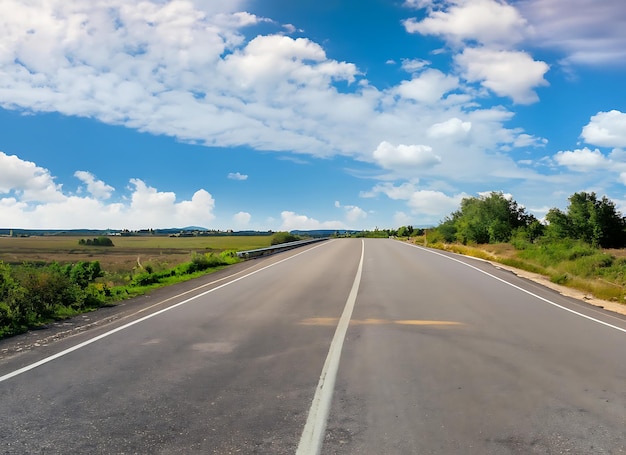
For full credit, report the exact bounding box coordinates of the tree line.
[427,191,626,248]
[78,236,114,246]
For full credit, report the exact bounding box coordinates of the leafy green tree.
[546,192,626,248]
[66,261,103,289]
[451,192,535,244]
[396,226,410,237]
[78,237,114,246]
[594,196,626,248]
[437,217,458,243]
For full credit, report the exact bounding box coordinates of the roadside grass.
[0,236,272,339]
[411,236,626,304]
[0,235,272,275]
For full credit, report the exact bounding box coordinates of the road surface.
[1,238,625,454]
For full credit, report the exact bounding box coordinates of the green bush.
[270,232,301,245]
[0,250,244,339]
[78,236,114,246]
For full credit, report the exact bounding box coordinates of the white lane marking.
[404,242,626,334]
[296,239,365,455]
[0,241,334,383]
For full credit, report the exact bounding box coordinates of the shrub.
[270,232,300,245]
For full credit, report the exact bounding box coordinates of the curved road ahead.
[1,239,625,454]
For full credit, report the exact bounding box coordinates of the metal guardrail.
[236,238,329,259]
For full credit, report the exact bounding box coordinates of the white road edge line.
[0,241,334,383]
[296,239,365,455]
[404,242,626,334]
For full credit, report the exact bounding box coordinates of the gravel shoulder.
[484,259,626,316]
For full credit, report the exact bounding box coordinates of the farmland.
[0,234,275,337]
[0,235,273,273]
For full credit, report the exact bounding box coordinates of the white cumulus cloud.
[408,190,466,216]
[554,147,610,171]
[394,69,459,104]
[233,211,251,226]
[455,48,549,104]
[335,201,367,223]
[74,171,115,200]
[0,0,548,191]
[0,151,64,202]
[427,117,472,138]
[279,211,345,231]
[403,0,530,47]
[581,110,626,148]
[0,152,216,229]
[373,141,441,170]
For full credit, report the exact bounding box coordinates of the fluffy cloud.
[553,147,610,171]
[427,117,471,138]
[404,0,530,47]
[0,0,567,231]
[394,69,459,104]
[455,48,549,104]
[403,1,549,105]
[408,190,466,216]
[0,152,215,229]
[0,152,64,202]
[0,0,544,192]
[233,211,251,226]
[74,171,115,200]
[581,110,626,148]
[362,182,466,224]
[335,201,367,223]
[279,211,345,231]
[518,0,626,66]
[0,1,361,156]
[228,172,249,181]
[373,141,441,170]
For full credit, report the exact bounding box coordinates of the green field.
[0,235,273,273]
[0,234,277,337]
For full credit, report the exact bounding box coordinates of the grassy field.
[410,235,626,304]
[0,235,273,274]
[0,235,276,338]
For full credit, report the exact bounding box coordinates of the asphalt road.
[1,238,625,454]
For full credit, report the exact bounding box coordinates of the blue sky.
[1,0,626,231]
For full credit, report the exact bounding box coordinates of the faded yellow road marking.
[298,317,463,327]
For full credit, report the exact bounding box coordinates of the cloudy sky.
[1,0,625,231]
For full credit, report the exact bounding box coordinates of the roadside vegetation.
[396,191,626,304]
[270,231,302,245]
[0,235,273,339]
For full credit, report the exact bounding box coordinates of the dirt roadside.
[482,259,626,316]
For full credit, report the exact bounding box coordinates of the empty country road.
[1,239,625,454]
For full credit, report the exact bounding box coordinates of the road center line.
[405,242,626,334]
[296,239,365,455]
[0,241,333,383]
